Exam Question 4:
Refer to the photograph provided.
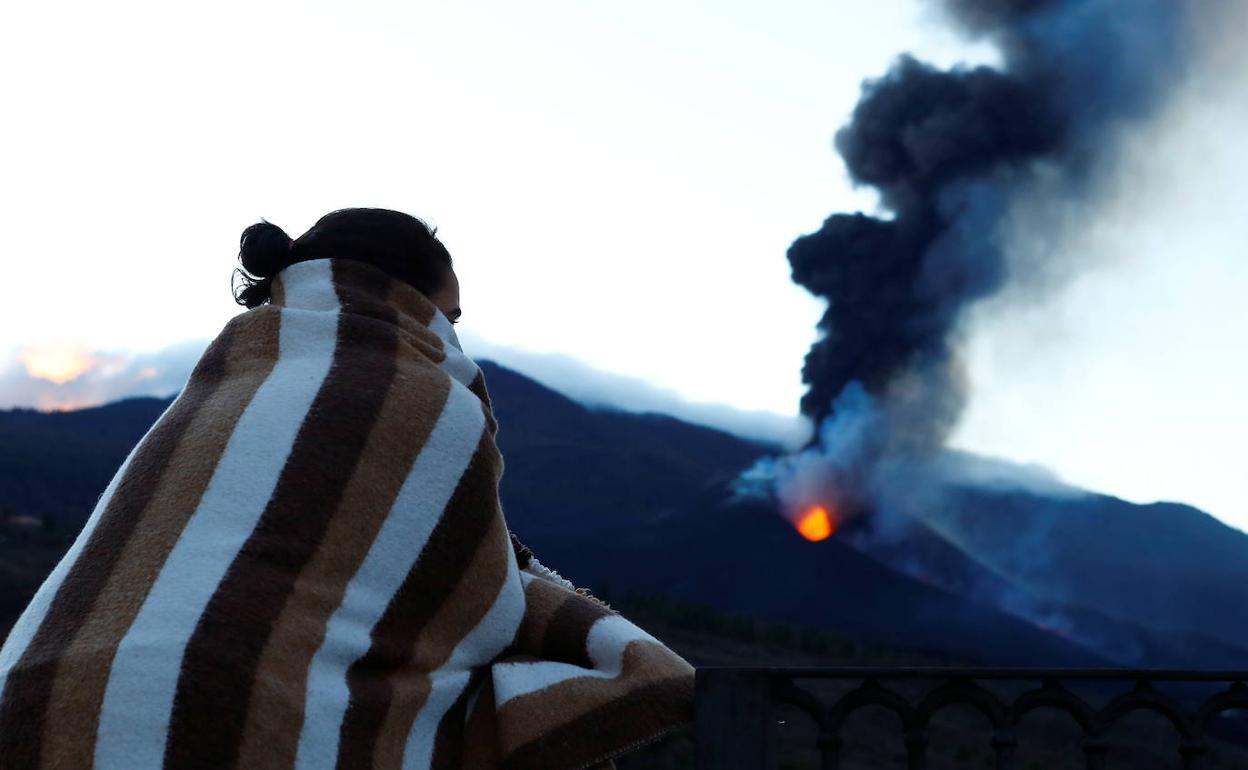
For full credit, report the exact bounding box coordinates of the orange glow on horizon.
[796,505,837,542]
[20,345,97,385]
[34,394,97,412]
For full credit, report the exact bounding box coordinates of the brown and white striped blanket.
[0,258,694,769]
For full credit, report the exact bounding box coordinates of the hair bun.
[238,220,293,278]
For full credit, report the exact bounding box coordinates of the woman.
[0,208,694,769]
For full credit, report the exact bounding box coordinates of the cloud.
[0,341,207,411]
[0,334,807,448]
[460,331,809,448]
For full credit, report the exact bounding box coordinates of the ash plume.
[791,54,1060,443]
[784,0,1202,479]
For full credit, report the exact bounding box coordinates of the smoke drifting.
[792,55,1060,446]
[788,0,1199,466]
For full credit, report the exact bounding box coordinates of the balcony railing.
[695,667,1248,769]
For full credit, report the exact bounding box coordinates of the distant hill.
[479,360,773,538]
[0,397,172,525]
[3,360,1248,670]
[0,362,770,535]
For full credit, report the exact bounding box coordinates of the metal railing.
[695,667,1248,769]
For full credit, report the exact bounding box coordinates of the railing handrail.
[696,665,1248,681]
[695,666,1248,769]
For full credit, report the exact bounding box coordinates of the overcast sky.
[1,1,1244,531]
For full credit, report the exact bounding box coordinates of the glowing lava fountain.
[795,505,837,542]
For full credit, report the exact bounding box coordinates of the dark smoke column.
[750,0,1199,522]
[792,0,1191,444]
[791,54,1061,441]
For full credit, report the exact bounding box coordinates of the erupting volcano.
[742,0,1202,549]
[732,0,1233,664]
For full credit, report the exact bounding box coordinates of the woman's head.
[233,208,459,321]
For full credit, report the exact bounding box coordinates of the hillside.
[0,397,170,526]
[911,483,1248,644]
[3,361,1248,767]
[3,360,1248,672]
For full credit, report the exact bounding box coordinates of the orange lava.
[796,505,837,542]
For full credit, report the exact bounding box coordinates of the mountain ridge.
[2,361,1246,668]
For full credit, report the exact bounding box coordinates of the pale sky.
[0,1,1244,530]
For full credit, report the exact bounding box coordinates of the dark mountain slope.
[0,397,172,524]
[912,485,1248,645]
[2,361,1246,668]
[480,360,771,536]
[535,492,1113,666]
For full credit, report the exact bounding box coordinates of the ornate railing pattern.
[695,667,1248,769]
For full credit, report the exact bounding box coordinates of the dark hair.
[232,208,453,308]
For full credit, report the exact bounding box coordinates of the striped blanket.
[0,258,694,769]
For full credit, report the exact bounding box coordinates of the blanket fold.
[0,257,693,769]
